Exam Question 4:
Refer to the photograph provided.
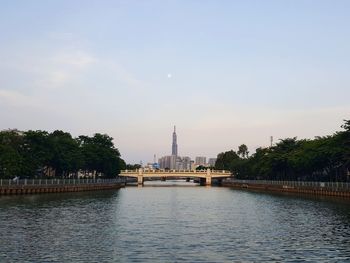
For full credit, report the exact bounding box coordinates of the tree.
[214,121,350,182]
[196,165,207,170]
[22,130,52,178]
[126,164,141,170]
[78,133,124,178]
[341,119,350,132]
[237,144,248,158]
[0,130,25,178]
[215,150,240,171]
[48,130,83,177]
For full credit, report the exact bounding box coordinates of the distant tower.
[172,125,178,156]
[270,136,273,147]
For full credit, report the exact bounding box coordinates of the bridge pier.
[206,168,212,185]
[138,169,144,185]
[137,176,144,185]
[205,176,212,185]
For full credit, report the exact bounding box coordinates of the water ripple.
[0,184,350,262]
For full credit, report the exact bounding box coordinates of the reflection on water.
[0,182,350,262]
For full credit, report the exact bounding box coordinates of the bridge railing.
[121,169,231,174]
[224,178,350,191]
[0,178,124,187]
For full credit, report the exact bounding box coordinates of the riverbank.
[223,179,350,198]
[0,178,124,195]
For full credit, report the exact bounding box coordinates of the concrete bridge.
[119,169,232,185]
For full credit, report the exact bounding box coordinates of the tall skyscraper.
[159,126,193,170]
[172,125,178,156]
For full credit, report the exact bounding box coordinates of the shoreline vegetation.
[1,119,349,184]
[0,130,126,179]
[215,120,350,182]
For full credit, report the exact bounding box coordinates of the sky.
[0,0,349,164]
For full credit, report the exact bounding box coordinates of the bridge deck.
[120,169,232,178]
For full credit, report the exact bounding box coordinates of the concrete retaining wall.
[0,183,124,195]
[223,181,350,198]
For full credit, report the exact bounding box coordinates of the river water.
[1,181,350,262]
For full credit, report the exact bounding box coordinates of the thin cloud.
[52,50,95,68]
[0,89,37,108]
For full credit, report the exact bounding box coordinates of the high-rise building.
[158,155,178,170]
[158,126,193,170]
[181,157,192,170]
[208,158,217,167]
[195,156,207,166]
[172,126,178,156]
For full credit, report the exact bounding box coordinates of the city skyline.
[0,1,349,164]
[157,126,216,170]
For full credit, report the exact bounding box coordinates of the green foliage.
[48,130,83,177]
[0,129,125,179]
[215,120,350,182]
[196,165,207,170]
[0,131,24,178]
[341,119,350,131]
[237,144,249,158]
[126,164,141,170]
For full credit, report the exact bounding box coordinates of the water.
[1,181,350,262]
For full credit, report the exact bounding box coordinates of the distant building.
[158,126,192,170]
[195,156,207,166]
[208,158,217,167]
[181,157,191,170]
[172,126,178,156]
[190,160,196,170]
[144,162,159,170]
[158,155,173,169]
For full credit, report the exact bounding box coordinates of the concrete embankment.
[223,180,350,198]
[0,179,124,195]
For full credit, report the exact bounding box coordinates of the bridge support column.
[138,168,144,185]
[137,176,144,185]
[206,176,212,185]
[206,169,212,186]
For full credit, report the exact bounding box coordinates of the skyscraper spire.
[172,125,178,156]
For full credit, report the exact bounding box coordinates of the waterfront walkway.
[0,178,124,195]
[223,179,350,198]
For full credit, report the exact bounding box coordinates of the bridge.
[119,169,232,185]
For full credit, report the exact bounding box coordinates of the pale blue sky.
[1,1,349,163]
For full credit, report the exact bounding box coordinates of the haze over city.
[1,1,349,164]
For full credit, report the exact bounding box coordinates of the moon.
[167,73,172,78]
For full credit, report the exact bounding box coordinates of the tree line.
[215,120,350,182]
[0,129,126,179]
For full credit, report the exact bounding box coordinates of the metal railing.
[224,178,350,191]
[0,178,124,187]
[121,169,231,174]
